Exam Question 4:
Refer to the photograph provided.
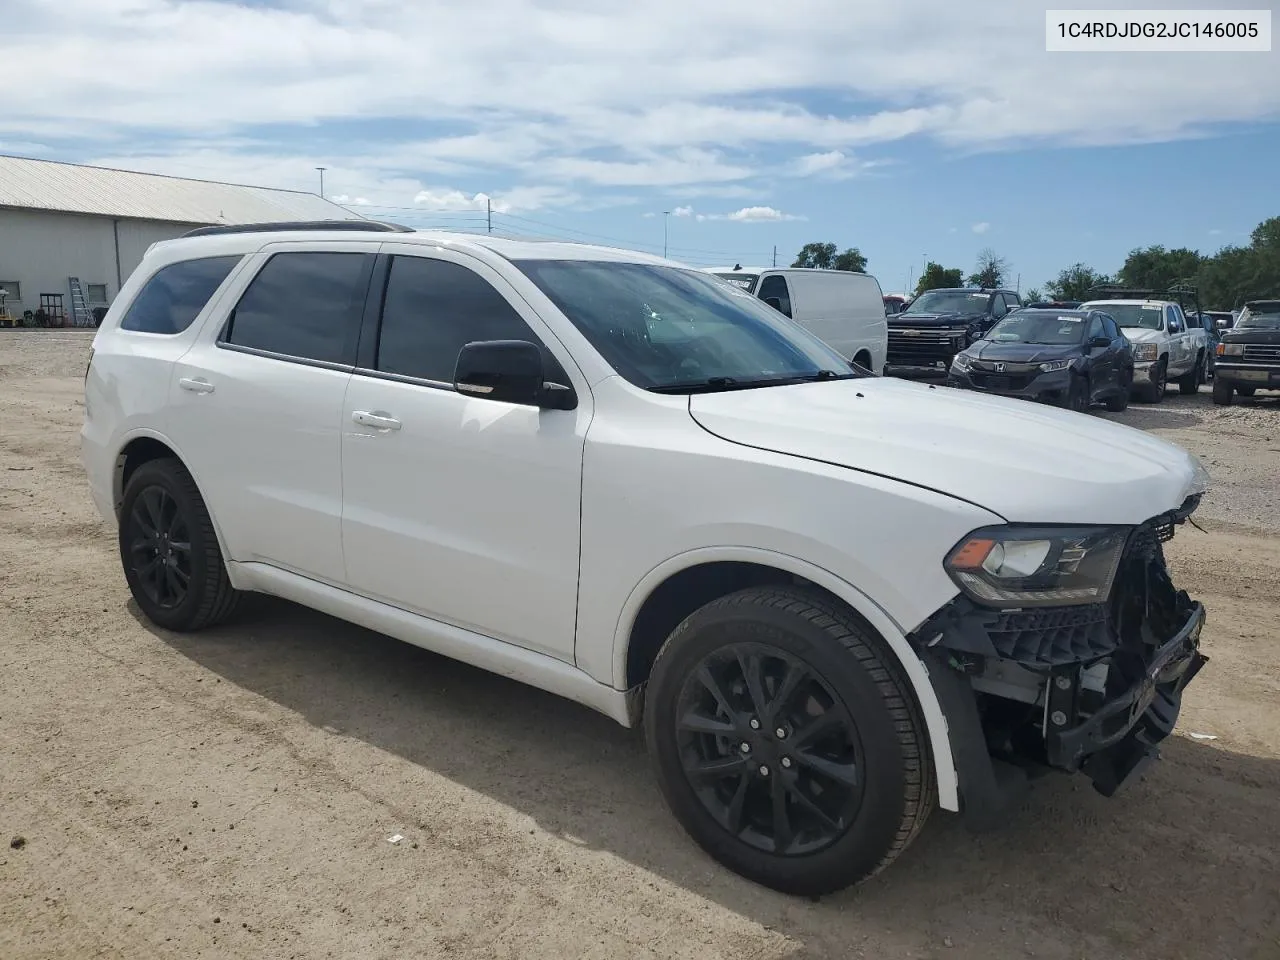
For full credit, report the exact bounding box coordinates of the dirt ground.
[2,328,1278,960]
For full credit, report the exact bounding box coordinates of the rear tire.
[1065,374,1089,413]
[1212,378,1233,406]
[1178,353,1203,395]
[644,586,934,896]
[118,458,240,632]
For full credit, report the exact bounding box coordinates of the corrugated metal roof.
[0,155,359,226]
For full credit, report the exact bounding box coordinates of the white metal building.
[0,156,357,325]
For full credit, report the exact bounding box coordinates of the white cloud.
[971,222,991,234]
[697,206,805,223]
[331,194,370,205]
[671,205,694,217]
[5,0,1278,206]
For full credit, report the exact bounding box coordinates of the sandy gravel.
[2,329,1278,960]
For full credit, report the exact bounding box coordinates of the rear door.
[168,242,376,584]
[1085,313,1115,397]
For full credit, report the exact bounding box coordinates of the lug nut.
[749,718,761,730]
[1051,710,1068,726]
[775,727,787,739]
[1055,676,1072,690]
[739,742,751,754]
[758,765,770,777]
[781,757,793,769]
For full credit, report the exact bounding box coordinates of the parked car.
[706,266,888,373]
[1186,311,1223,379]
[1079,298,1209,402]
[1212,300,1280,404]
[886,287,1022,376]
[949,308,1133,412]
[83,221,1211,896]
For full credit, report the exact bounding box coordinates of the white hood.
[688,378,1206,525]
[1121,327,1163,344]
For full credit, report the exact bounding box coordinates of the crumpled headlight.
[952,352,972,371]
[1039,359,1071,372]
[944,525,1128,608]
[1133,343,1158,361]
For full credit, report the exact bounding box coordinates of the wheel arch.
[113,430,237,576]
[614,547,960,811]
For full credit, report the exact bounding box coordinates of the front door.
[339,247,589,662]
[1085,313,1115,399]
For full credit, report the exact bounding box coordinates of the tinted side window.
[991,295,1007,319]
[223,252,370,365]
[757,275,792,318]
[1166,306,1182,332]
[376,256,550,384]
[1087,315,1106,339]
[1101,314,1121,339]
[120,256,242,334]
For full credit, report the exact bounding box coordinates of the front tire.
[1140,359,1167,403]
[1105,369,1132,411]
[119,458,240,631]
[644,586,934,896]
[1065,374,1089,412]
[1212,378,1234,405]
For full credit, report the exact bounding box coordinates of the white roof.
[149,228,680,266]
[0,155,354,226]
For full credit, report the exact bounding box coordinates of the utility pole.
[316,167,326,198]
[772,245,777,267]
[1016,273,1021,293]
[487,197,492,234]
[663,211,670,258]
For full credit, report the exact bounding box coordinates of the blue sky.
[3,0,1277,293]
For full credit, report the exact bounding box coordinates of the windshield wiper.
[648,370,849,394]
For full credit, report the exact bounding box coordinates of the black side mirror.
[763,296,784,312]
[1088,336,1111,349]
[454,340,575,409]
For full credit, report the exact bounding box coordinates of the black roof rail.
[181,219,414,238]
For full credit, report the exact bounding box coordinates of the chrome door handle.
[352,411,402,431]
[178,377,215,394]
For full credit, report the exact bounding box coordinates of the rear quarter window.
[119,256,243,334]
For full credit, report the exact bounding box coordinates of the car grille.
[1240,344,1280,365]
[887,327,967,363]
[969,373,1034,392]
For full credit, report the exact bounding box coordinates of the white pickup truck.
[1079,299,1210,402]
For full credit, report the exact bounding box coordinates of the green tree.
[1046,263,1112,302]
[1117,245,1203,293]
[831,247,868,272]
[967,248,1008,288]
[1024,287,1043,303]
[792,242,837,269]
[915,261,965,295]
[792,242,867,272]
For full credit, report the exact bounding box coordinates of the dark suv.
[887,287,1023,376]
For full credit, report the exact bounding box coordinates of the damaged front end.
[915,496,1208,828]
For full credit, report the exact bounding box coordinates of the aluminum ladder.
[67,277,94,327]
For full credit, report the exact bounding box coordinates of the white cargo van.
[706,266,888,372]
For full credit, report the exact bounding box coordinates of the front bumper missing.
[914,497,1209,824]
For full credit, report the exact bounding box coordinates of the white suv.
[82,221,1211,895]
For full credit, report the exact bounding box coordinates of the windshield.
[711,272,758,292]
[1237,303,1280,331]
[986,312,1088,345]
[1092,303,1163,330]
[516,260,860,391]
[904,290,990,315]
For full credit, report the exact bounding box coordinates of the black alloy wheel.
[1066,375,1089,413]
[127,485,193,610]
[645,586,934,896]
[673,643,865,858]
[118,458,241,631]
